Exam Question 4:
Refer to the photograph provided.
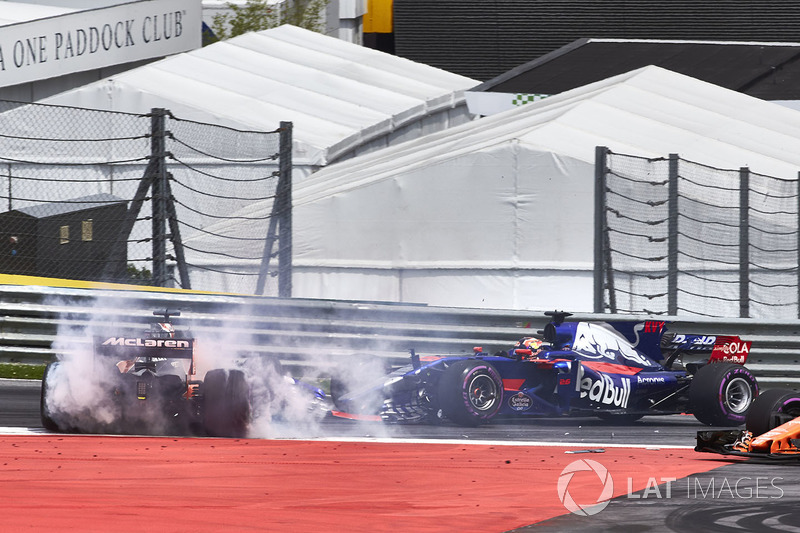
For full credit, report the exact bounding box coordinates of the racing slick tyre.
[203,369,251,438]
[40,362,64,432]
[688,363,758,426]
[745,388,800,437]
[438,359,503,427]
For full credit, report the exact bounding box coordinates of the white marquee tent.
[41,24,479,168]
[185,65,800,309]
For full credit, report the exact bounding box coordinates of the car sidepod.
[488,357,567,417]
[539,360,689,418]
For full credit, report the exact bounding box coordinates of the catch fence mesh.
[601,149,799,318]
[0,99,288,295]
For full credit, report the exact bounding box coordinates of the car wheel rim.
[467,374,497,411]
[724,377,752,414]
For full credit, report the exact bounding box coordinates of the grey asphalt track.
[0,378,41,428]
[7,377,708,444]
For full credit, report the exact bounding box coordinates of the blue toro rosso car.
[332,312,758,427]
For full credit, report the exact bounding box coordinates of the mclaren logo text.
[102,337,190,348]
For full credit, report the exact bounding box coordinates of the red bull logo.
[576,365,631,408]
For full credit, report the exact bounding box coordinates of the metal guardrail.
[1,284,799,388]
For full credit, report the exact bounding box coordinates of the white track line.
[0,428,695,449]
[0,427,44,436]
[301,436,695,449]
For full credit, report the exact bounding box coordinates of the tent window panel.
[59,225,69,245]
[82,219,93,241]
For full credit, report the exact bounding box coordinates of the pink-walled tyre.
[689,363,757,426]
[438,360,502,427]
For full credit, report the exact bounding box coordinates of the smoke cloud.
[42,295,399,439]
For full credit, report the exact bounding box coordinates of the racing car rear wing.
[662,334,751,365]
[93,336,195,360]
[706,336,751,364]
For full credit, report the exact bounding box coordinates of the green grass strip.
[0,363,46,380]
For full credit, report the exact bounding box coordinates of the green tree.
[126,263,152,285]
[283,0,329,33]
[211,0,330,41]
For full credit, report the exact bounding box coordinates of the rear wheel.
[438,360,502,427]
[745,388,800,437]
[203,369,250,437]
[688,363,758,426]
[40,362,63,432]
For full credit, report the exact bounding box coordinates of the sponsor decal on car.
[572,322,653,367]
[101,337,191,348]
[508,392,533,411]
[643,321,666,334]
[576,365,631,408]
[672,334,717,347]
[709,337,751,364]
[636,375,666,385]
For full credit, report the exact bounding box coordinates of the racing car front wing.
[696,427,800,460]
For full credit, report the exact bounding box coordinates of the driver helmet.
[151,322,175,338]
[513,337,544,359]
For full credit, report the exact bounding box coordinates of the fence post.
[594,146,608,313]
[739,167,750,318]
[255,123,292,296]
[151,109,168,287]
[667,154,679,315]
[5,163,10,211]
[256,203,279,295]
[277,121,293,298]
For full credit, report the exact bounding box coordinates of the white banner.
[0,0,202,88]
[464,91,549,116]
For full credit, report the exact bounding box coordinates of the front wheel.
[745,388,800,437]
[688,363,758,426]
[437,360,503,427]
